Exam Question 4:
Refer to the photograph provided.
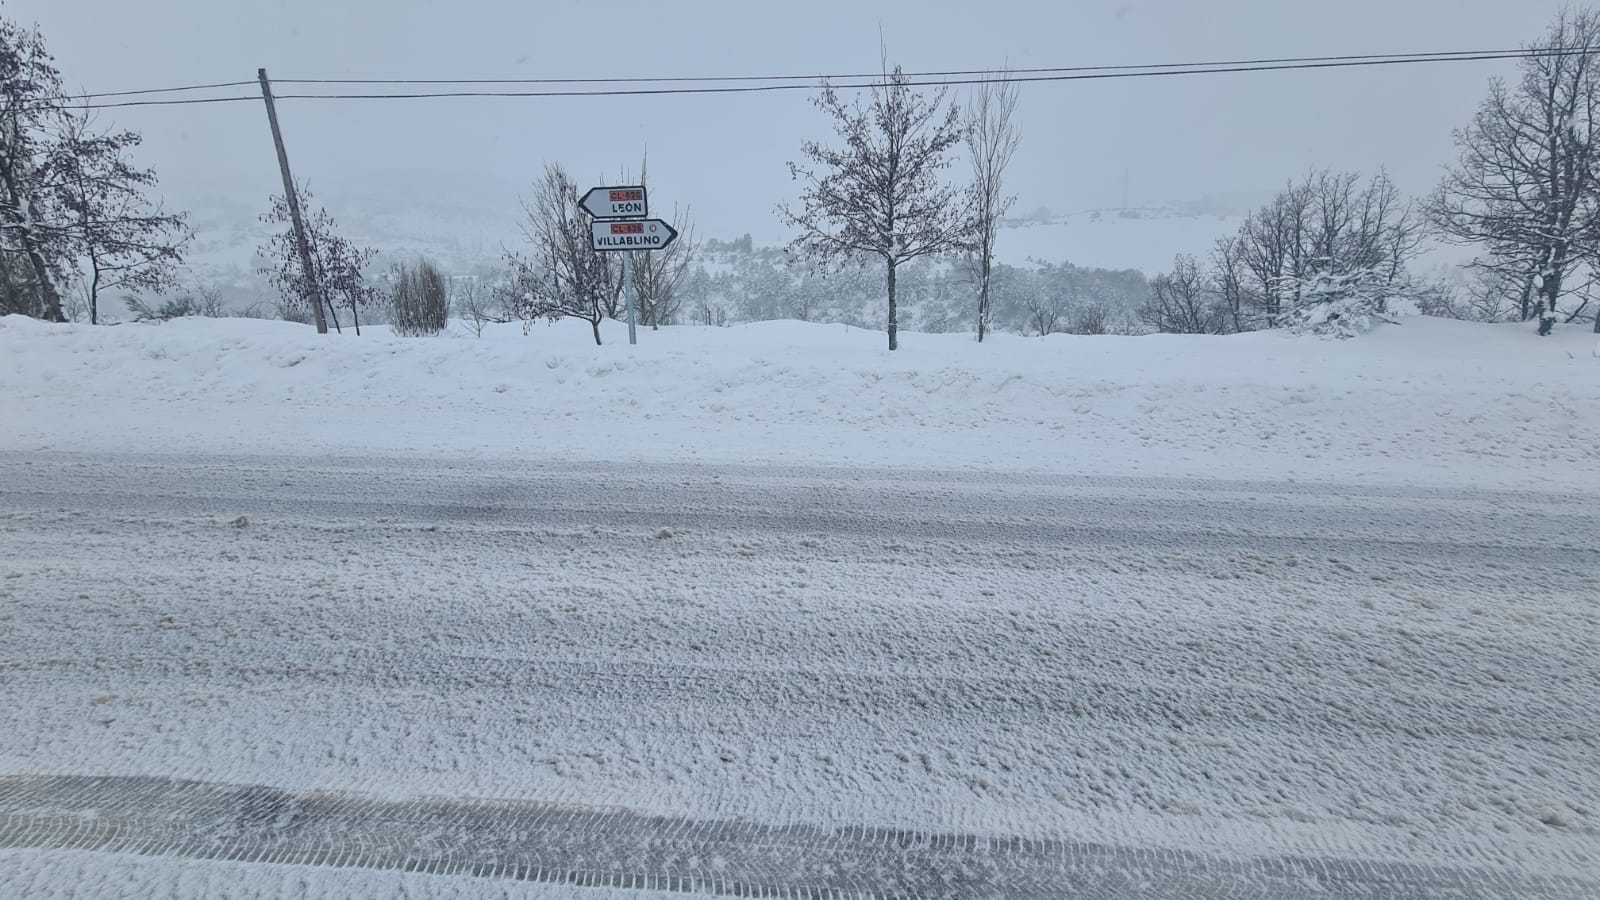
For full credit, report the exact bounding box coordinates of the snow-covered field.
[1,314,1597,897]
[2,314,1596,491]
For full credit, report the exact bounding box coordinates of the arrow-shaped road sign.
[580,185,648,219]
[591,218,679,252]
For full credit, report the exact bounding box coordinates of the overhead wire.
[266,52,1567,102]
[268,47,1568,86]
[53,47,1576,111]
[63,79,258,100]
[64,95,259,109]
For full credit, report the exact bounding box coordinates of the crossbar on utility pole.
[258,67,328,335]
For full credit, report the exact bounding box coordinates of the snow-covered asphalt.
[0,451,1596,898]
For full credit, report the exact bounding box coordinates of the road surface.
[0,451,1596,898]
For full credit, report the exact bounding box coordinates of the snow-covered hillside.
[174,197,1271,300]
[3,315,1595,492]
[996,209,1245,272]
[994,207,1481,274]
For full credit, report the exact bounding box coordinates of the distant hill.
[164,176,1475,305]
[996,207,1246,273]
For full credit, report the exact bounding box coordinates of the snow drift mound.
[2,314,1595,491]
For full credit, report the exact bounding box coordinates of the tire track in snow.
[1,774,1592,899]
[2,453,1597,891]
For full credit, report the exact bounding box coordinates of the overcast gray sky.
[8,0,1579,243]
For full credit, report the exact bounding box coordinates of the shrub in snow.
[276,301,312,325]
[1282,268,1397,339]
[123,286,228,323]
[124,295,195,322]
[388,259,450,337]
[232,300,276,320]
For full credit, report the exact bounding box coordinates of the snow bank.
[2,314,1596,491]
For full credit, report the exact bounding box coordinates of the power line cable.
[270,51,1582,101]
[64,80,258,100]
[60,95,259,109]
[56,47,1569,111]
[269,47,1567,86]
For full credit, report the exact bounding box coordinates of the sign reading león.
[579,185,648,219]
[590,219,679,252]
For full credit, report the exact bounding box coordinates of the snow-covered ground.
[2,314,1596,491]
[1,314,1597,897]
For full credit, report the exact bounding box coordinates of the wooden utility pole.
[257,67,327,334]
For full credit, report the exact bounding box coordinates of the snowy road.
[1,451,1597,898]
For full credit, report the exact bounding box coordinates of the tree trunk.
[1538,260,1563,336]
[24,243,63,322]
[590,317,603,346]
[0,161,65,322]
[977,248,991,343]
[89,254,102,325]
[886,260,899,351]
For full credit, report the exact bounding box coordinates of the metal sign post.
[623,251,636,345]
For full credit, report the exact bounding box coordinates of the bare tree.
[625,155,696,329]
[965,71,1020,342]
[259,184,381,334]
[0,20,189,324]
[454,276,506,337]
[194,284,226,317]
[1230,171,1422,329]
[51,111,190,324]
[691,296,730,327]
[781,65,975,350]
[1428,8,1600,334]
[631,208,694,328]
[1141,254,1226,334]
[1212,235,1248,333]
[1019,276,1070,336]
[1237,179,1310,328]
[0,20,68,321]
[501,163,619,346]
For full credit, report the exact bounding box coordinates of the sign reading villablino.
[590,218,679,252]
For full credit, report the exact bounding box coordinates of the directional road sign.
[591,219,679,252]
[580,186,648,219]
